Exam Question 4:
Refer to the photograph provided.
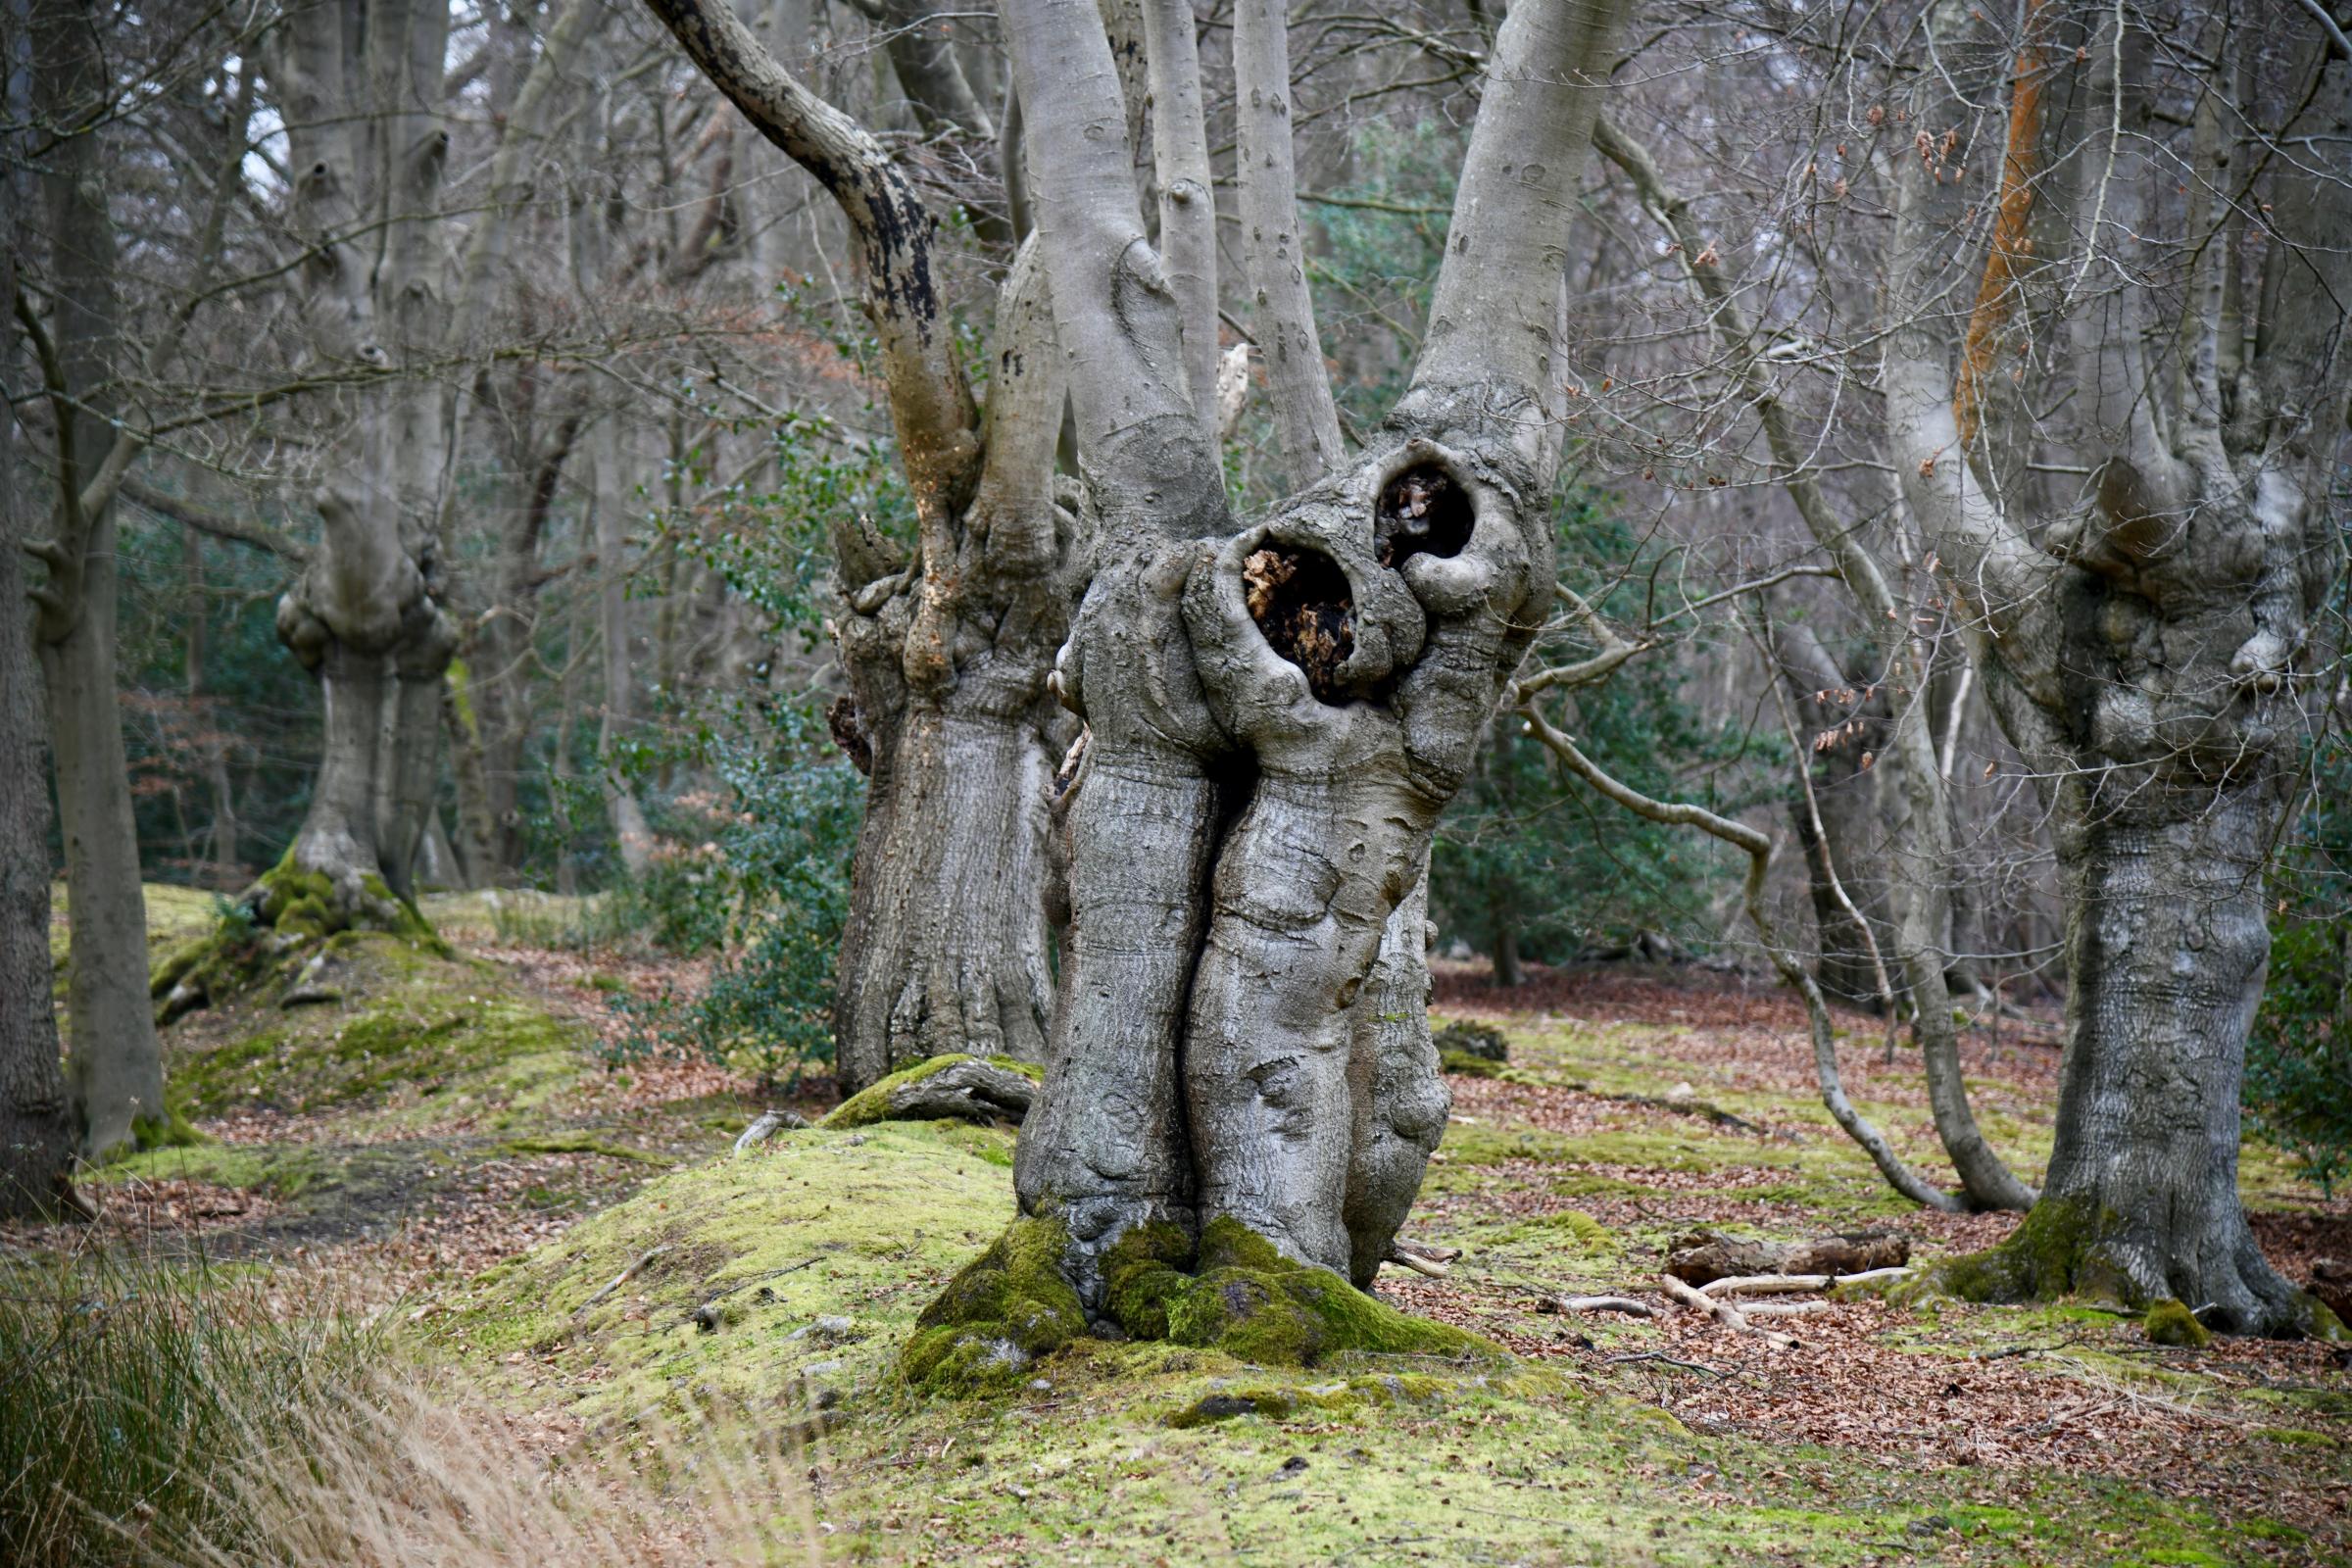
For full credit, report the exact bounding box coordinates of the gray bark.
[271,0,458,917]
[642,0,1069,1093]
[1004,0,1630,1295]
[1887,9,2352,1330]
[24,0,166,1158]
[1,108,77,1209]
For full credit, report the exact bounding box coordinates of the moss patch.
[903,1215,1089,1395]
[2144,1298,2213,1348]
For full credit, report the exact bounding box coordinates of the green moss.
[2142,1298,2212,1348]
[1493,1208,1615,1252]
[822,1053,1045,1129]
[1113,1215,1494,1369]
[901,1215,1089,1395]
[1437,1049,1503,1078]
[1938,1195,2113,1304]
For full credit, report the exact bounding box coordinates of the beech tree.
[1882,0,2350,1331]
[995,0,1629,1312]
[16,0,169,1156]
[643,0,1072,1094]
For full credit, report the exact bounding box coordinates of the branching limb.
[1145,0,1220,444]
[1515,701,1965,1212]
[640,0,981,514]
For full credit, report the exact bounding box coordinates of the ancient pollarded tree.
[1886,0,2349,1332]
[642,0,1074,1094]
[258,0,607,932]
[899,0,1636,1382]
[266,0,465,928]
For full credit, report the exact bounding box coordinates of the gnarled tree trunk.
[1889,4,2350,1332]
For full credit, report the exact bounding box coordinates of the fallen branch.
[571,1245,672,1320]
[1661,1273,1799,1350]
[1386,1247,1451,1280]
[1701,1266,1912,1298]
[1607,1350,1727,1376]
[1666,1229,1910,1287]
[1740,1300,1835,1320]
[1536,1294,1656,1318]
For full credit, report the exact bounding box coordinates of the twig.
[1386,1247,1451,1280]
[571,1244,672,1319]
[1606,1350,1728,1376]
[1661,1273,1799,1349]
[1536,1294,1656,1317]
[1740,1300,1834,1320]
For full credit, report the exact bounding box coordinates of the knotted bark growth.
[1886,4,2352,1333]
[898,0,1631,1387]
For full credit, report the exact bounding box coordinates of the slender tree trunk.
[590,420,654,875]
[1,174,77,1211]
[29,0,166,1157]
[1490,912,1524,988]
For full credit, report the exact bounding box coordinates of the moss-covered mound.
[906,1211,1493,1396]
[161,931,585,1134]
[149,851,446,1020]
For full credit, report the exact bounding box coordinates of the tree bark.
[642,0,1068,1093]
[1888,6,2352,1329]
[25,0,167,1158]
[1004,0,1628,1295]
[0,134,78,1211]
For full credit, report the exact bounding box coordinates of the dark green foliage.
[608,700,862,1091]
[1434,502,1752,968]
[0,1248,373,1566]
[2248,729,2352,1193]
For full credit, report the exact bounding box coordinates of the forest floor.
[14,887,2352,1565]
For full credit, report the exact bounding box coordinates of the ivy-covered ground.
[19,891,2352,1565]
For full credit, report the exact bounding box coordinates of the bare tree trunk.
[0,143,78,1211]
[1886,5,2350,1330]
[25,0,166,1158]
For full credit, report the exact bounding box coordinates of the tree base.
[823,1054,1042,1130]
[1936,1196,2341,1340]
[148,850,446,1022]
[903,1214,1493,1396]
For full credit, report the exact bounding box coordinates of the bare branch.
[639,0,981,514]
[1414,0,1629,404]
[1233,0,1343,484]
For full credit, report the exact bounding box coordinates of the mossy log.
[822,1054,1042,1130]
[1664,1228,1909,1287]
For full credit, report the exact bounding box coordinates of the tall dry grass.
[0,1244,820,1567]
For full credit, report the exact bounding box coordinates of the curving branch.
[639,0,981,518]
[1516,702,1965,1212]
[1414,0,1628,405]
[1233,0,1343,484]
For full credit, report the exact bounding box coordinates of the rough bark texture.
[25,0,168,1158]
[1892,9,2352,1331]
[1002,0,1630,1308]
[1,184,78,1211]
[641,0,1068,1093]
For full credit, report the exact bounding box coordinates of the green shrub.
[2248,729,2352,1194]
